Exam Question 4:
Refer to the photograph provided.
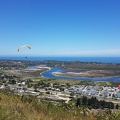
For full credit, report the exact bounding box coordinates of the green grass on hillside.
[0,90,120,120]
[0,91,94,120]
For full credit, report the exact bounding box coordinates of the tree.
[34,84,38,91]
[76,98,81,108]
[116,104,119,109]
[82,96,88,106]
[70,92,75,97]
[100,100,106,109]
[66,83,70,88]
[59,87,64,92]
[0,75,4,81]
[46,91,50,94]
[108,102,114,109]
[11,79,16,84]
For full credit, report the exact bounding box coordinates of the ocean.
[0,56,120,63]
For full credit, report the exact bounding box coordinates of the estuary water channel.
[40,67,120,82]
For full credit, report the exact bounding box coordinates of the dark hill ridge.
[63,61,120,70]
[43,60,120,70]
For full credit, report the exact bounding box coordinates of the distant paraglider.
[18,45,31,59]
[18,45,31,52]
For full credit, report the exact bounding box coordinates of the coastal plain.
[1,59,120,120]
[1,60,120,79]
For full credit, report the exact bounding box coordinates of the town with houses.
[0,74,120,104]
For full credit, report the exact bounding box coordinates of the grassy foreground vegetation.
[0,90,120,120]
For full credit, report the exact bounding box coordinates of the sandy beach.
[52,70,120,78]
[36,66,51,70]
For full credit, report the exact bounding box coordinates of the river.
[40,67,120,82]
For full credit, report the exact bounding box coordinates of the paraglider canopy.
[18,45,31,52]
[118,85,120,89]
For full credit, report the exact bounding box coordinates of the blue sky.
[0,0,120,57]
